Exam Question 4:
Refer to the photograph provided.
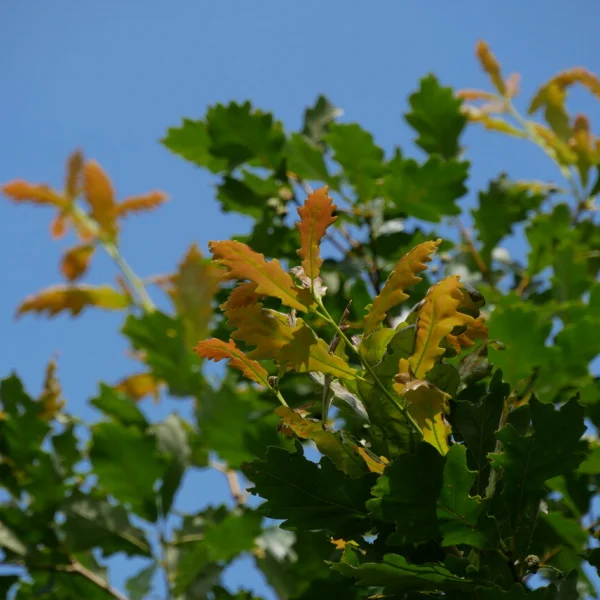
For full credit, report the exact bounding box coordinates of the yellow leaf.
[363,240,440,335]
[446,316,488,354]
[50,213,69,240]
[274,406,366,477]
[38,357,65,420]
[194,338,271,388]
[570,114,596,186]
[61,244,95,281]
[463,108,526,138]
[295,186,337,285]
[17,284,131,318]
[210,240,311,312]
[226,304,357,380]
[220,281,261,311]
[530,67,600,114]
[531,123,578,165]
[475,40,505,94]
[65,149,84,200]
[117,191,169,218]
[456,89,497,102]
[166,244,222,345]
[2,180,65,207]
[83,160,118,237]
[399,379,452,455]
[356,447,389,474]
[114,373,162,402]
[329,538,362,551]
[409,275,474,379]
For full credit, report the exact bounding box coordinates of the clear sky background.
[1,1,599,597]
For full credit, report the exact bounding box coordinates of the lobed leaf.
[194,338,271,387]
[226,304,357,380]
[83,160,118,237]
[221,281,261,310]
[2,180,64,207]
[17,284,130,318]
[210,239,310,312]
[409,275,474,379]
[117,191,169,217]
[274,406,367,477]
[363,239,440,334]
[295,187,337,286]
[60,244,95,281]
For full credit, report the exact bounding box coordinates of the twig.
[456,218,495,288]
[365,213,383,295]
[68,561,130,600]
[209,459,247,505]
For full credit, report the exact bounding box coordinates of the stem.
[314,300,424,437]
[69,204,155,312]
[209,459,247,505]
[456,218,495,289]
[69,561,130,600]
[365,213,383,295]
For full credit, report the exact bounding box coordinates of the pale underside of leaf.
[363,239,441,335]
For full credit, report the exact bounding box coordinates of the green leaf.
[332,546,475,594]
[487,296,554,386]
[489,397,586,555]
[451,371,508,495]
[369,443,493,548]
[326,123,385,200]
[125,563,157,600]
[90,384,149,429]
[384,152,469,222]
[216,173,281,218]
[285,133,330,182]
[242,446,375,535]
[0,576,19,597]
[52,421,80,477]
[90,422,165,522]
[197,381,290,469]
[63,494,152,557]
[153,414,191,515]
[551,241,590,301]
[171,507,262,595]
[161,118,228,172]
[212,587,263,600]
[472,175,547,264]
[0,522,27,556]
[255,529,334,599]
[122,311,204,397]
[205,101,286,170]
[302,95,342,145]
[405,74,467,159]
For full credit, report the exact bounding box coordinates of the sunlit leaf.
[363,239,440,334]
[117,191,169,217]
[114,372,162,402]
[296,187,337,287]
[409,276,474,379]
[38,357,65,420]
[405,74,467,159]
[226,304,357,380]
[61,244,95,281]
[210,240,311,312]
[475,40,506,94]
[2,180,64,207]
[396,379,451,455]
[274,407,367,477]
[446,316,488,354]
[221,281,262,310]
[194,338,271,387]
[17,284,130,318]
[83,160,118,237]
[65,149,84,199]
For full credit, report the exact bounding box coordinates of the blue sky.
[1,1,599,597]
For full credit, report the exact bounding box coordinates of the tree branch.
[210,459,247,505]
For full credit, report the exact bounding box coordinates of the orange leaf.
[363,239,440,335]
[475,40,505,94]
[117,191,169,218]
[115,373,162,402]
[220,281,261,311]
[194,338,270,387]
[2,180,64,207]
[65,149,84,199]
[226,304,357,380]
[409,276,474,379]
[456,89,497,102]
[83,160,118,237]
[17,284,130,318]
[209,240,311,312]
[61,244,95,281]
[446,316,489,354]
[166,244,222,345]
[50,213,69,240]
[295,186,337,286]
